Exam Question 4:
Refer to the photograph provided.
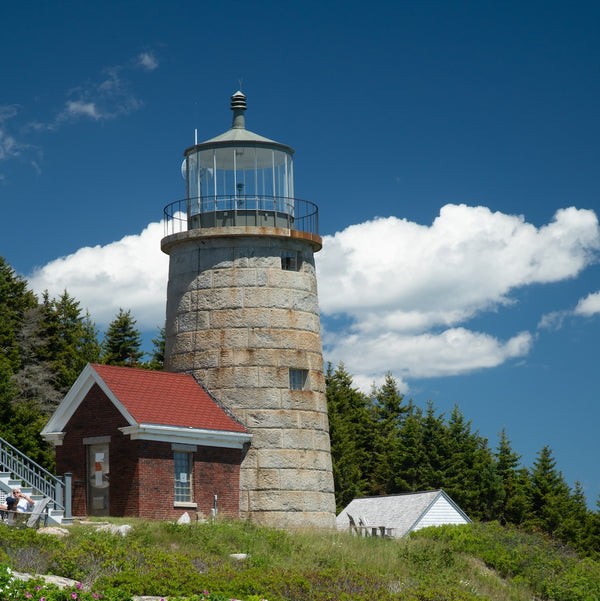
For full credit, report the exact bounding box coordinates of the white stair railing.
[0,436,71,518]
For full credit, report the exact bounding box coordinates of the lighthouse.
[161,91,336,528]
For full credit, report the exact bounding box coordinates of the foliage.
[2,520,600,601]
[0,257,37,373]
[100,309,144,366]
[412,522,600,601]
[147,324,166,370]
[37,291,101,394]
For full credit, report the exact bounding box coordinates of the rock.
[229,553,249,561]
[13,571,79,589]
[96,523,132,536]
[38,526,70,537]
[177,511,191,524]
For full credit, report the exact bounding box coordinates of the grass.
[1,518,598,600]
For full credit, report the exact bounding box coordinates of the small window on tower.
[289,368,309,390]
[281,250,301,271]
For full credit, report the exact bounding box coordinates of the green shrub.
[2,519,599,600]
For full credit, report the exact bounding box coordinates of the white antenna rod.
[194,128,198,145]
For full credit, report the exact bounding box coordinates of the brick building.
[41,363,250,520]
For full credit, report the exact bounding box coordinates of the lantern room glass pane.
[186,145,294,207]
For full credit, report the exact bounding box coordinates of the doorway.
[87,442,110,516]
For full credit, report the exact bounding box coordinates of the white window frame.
[174,451,194,505]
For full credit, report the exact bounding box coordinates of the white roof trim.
[409,490,472,533]
[119,423,252,448]
[41,363,137,440]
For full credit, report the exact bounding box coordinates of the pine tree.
[368,373,407,495]
[443,405,501,520]
[419,401,446,490]
[101,308,144,366]
[38,291,100,391]
[13,305,63,415]
[147,324,166,370]
[326,363,374,511]
[495,427,530,525]
[557,480,591,550]
[394,401,427,491]
[528,445,572,536]
[0,256,37,371]
[80,311,101,365]
[0,354,17,431]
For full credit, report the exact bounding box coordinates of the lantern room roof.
[184,90,294,155]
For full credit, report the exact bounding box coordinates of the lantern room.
[183,91,296,229]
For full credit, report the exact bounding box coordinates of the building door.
[87,443,110,516]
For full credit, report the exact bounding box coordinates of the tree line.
[1,255,599,557]
[327,362,600,557]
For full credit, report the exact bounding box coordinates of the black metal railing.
[163,195,319,237]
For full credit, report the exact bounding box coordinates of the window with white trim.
[289,368,309,390]
[174,451,193,503]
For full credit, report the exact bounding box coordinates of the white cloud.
[137,52,158,71]
[0,105,24,162]
[317,204,600,385]
[25,204,600,388]
[537,310,567,331]
[574,291,600,316]
[323,327,533,382]
[65,100,101,120]
[28,222,168,329]
[317,205,599,330]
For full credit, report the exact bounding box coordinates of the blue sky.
[2,1,600,505]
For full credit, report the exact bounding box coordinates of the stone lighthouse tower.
[161,91,336,529]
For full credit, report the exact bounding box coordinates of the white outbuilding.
[336,490,471,538]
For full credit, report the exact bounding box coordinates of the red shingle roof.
[90,364,247,433]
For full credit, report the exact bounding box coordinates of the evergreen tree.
[368,373,407,495]
[13,305,63,415]
[147,324,166,370]
[0,355,17,433]
[443,405,501,520]
[419,401,446,490]
[394,401,427,491]
[527,445,572,536]
[326,363,374,511]
[0,256,37,371]
[495,427,530,525]
[38,291,100,391]
[558,480,591,550]
[80,311,102,365]
[101,308,144,366]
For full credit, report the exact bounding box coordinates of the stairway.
[0,437,72,525]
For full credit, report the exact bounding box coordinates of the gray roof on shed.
[336,490,471,538]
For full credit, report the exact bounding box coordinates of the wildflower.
[77,583,83,589]
[71,593,78,600]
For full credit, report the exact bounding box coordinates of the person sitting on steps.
[12,488,34,512]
